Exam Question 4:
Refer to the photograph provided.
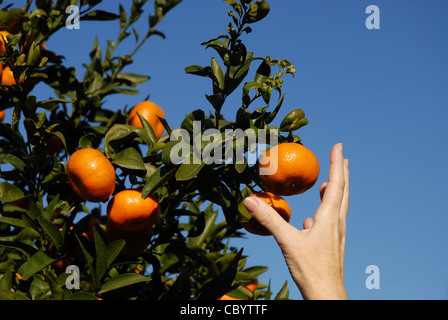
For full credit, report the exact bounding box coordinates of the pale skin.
[243,143,350,300]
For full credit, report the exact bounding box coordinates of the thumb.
[243,196,291,238]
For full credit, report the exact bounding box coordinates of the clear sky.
[8,0,448,300]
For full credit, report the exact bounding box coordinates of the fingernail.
[243,197,257,213]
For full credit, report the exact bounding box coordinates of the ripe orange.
[0,109,5,122]
[1,65,24,86]
[106,189,160,232]
[0,31,10,56]
[244,280,258,293]
[105,222,153,256]
[128,101,165,139]
[219,281,257,300]
[219,294,241,300]
[241,192,291,236]
[66,148,116,202]
[258,142,320,196]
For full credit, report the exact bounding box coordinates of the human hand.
[243,143,349,300]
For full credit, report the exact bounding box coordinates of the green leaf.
[0,217,28,229]
[175,159,205,182]
[238,200,251,223]
[119,4,127,30]
[43,194,59,220]
[38,218,62,249]
[211,57,225,91]
[79,133,98,149]
[0,122,26,152]
[0,290,30,300]
[21,251,55,281]
[0,182,25,202]
[279,109,308,132]
[202,39,229,60]
[106,239,126,266]
[137,112,158,143]
[14,227,41,242]
[104,124,152,158]
[254,59,271,84]
[234,156,247,174]
[112,147,145,171]
[265,93,285,124]
[99,273,149,294]
[205,93,225,112]
[0,269,12,299]
[116,73,149,84]
[142,167,176,198]
[188,212,206,238]
[181,109,205,132]
[274,281,289,300]
[188,210,217,248]
[0,153,27,171]
[64,292,100,300]
[81,10,120,21]
[26,42,42,66]
[93,228,108,282]
[30,278,52,300]
[198,249,243,299]
[245,0,270,23]
[241,266,268,279]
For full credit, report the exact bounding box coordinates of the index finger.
[314,143,346,223]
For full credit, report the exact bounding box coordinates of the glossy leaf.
[21,251,55,281]
[112,147,146,172]
[99,273,149,294]
[0,182,25,202]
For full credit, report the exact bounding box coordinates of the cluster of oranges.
[64,101,165,256]
[0,30,25,86]
[0,30,50,122]
[241,142,320,236]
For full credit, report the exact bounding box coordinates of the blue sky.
[8,0,448,299]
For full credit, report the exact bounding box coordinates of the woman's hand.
[244,143,350,300]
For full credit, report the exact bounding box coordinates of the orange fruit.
[66,148,116,202]
[128,101,165,139]
[106,189,160,232]
[219,280,258,300]
[219,294,241,300]
[52,259,71,270]
[241,192,291,236]
[0,109,5,122]
[244,280,258,293]
[44,135,64,155]
[105,222,153,256]
[258,142,320,196]
[0,31,10,56]
[1,65,24,86]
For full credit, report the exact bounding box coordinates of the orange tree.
[0,0,310,300]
